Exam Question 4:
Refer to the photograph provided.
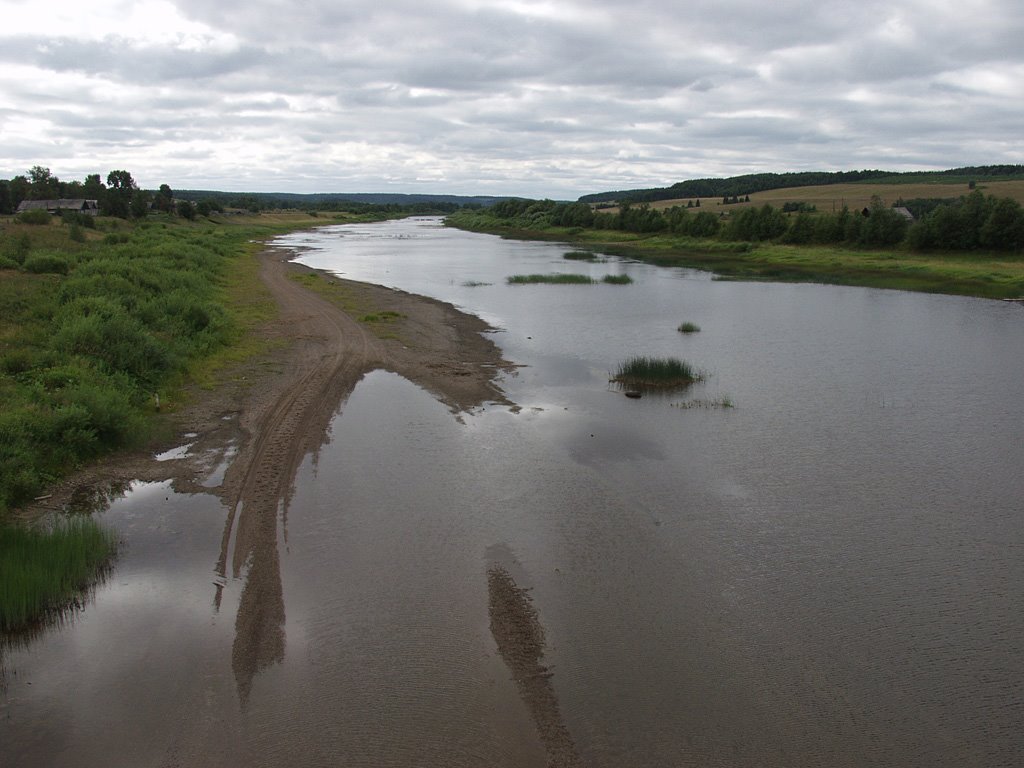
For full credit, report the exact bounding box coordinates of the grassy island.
[611,356,704,389]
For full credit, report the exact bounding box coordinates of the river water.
[3,217,1022,767]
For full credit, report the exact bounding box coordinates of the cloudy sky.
[1,0,1022,199]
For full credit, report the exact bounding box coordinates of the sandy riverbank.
[22,243,515,518]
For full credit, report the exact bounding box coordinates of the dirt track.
[215,245,516,700]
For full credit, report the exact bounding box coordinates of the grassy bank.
[0,209,350,632]
[0,211,337,514]
[446,211,1024,299]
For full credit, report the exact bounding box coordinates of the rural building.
[893,206,915,222]
[16,199,100,215]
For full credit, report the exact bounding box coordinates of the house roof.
[16,199,99,212]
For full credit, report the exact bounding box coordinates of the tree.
[28,166,61,200]
[0,181,12,215]
[8,175,30,210]
[858,197,907,246]
[130,189,150,219]
[176,199,196,220]
[153,184,174,213]
[83,174,105,200]
[102,170,137,218]
[980,197,1024,250]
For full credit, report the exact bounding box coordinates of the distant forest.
[0,166,509,218]
[578,165,1024,205]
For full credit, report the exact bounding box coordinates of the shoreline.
[444,217,1024,300]
[17,241,515,523]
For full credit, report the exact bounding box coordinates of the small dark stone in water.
[624,391,642,399]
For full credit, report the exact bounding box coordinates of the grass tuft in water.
[677,322,701,333]
[0,517,118,633]
[671,395,734,409]
[507,273,595,284]
[611,356,704,389]
[563,250,605,262]
[601,274,633,285]
[462,280,492,287]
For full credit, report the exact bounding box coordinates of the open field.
[600,179,1024,215]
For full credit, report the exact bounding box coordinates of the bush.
[17,209,52,225]
[53,311,174,383]
[4,233,32,265]
[23,252,71,275]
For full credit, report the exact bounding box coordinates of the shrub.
[4,233,32,265]
[53,311,174,383]
[23,252,71,275]
[17,209,52,225]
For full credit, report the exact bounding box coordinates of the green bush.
[23,252,71,275]
[54,311,174,383]
[17,209,52,225]
[4,233,32,265]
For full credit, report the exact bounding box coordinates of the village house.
[16,199,100,215]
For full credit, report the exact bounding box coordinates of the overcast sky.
[1,0,1022,199]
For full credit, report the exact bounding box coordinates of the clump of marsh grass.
[601,274,633,285]
[563,250,605,262]
[671,395,734,409]
[610,356,704,389]
[0,517,117,633]
[462,280,492,287]
[507,273,595,284]
[677,322,701,333]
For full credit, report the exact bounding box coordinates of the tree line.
[465,191,1024,251]
[578,165,1024,206]
[0,166,195,219]
[0,167,480,219]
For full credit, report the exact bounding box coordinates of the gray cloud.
[1,0,1022,197]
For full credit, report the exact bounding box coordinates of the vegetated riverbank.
[2,208,490,633]
[446,211,1024,299]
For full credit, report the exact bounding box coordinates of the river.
[2,217,1022,767]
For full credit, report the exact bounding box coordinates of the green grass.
[563,250,605,262]
[611,356,704,389]
[462,280,492,287]
[359,310,404,322]
[677,322,701,333]
[507,273,596,284]
[506,273,633,285]
[0,517,117,633]
[0,213,338,515]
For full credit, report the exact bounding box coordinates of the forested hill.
[176,190,512,208]
[578,165,1024,205]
